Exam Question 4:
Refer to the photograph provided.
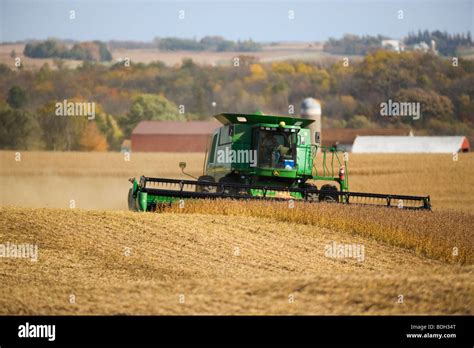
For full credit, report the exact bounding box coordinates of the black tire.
[301,183,318,202]
[218,176,240,195]
[127,188,138,211]
[196,175,215,193]
[319,184,339,203]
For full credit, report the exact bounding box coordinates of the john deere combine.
[128,113,431,212]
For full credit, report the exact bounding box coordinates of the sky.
[1,0,473,43]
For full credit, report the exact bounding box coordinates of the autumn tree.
[395,88,454,126]
[79,123,108,151]
[2,45,474,149]
[347,115,374,128]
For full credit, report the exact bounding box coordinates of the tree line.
[155,36,262,52]
[324,31,473,56]
[324,34,388,55]
[24,40,112,61]
[405,30,473,56]
[27,36,263,52]
[0,50,473,151]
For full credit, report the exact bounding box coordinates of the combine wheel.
[218,176,240,195]
[319,184,339,203]
[302,183,318,202]
[196,175,215,193]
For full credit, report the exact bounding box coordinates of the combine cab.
[128,113,431,212]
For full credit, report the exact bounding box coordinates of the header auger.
[128,112,431,212]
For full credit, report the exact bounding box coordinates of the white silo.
[300,98,322,146]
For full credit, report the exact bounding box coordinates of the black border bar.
[0,316,472,346]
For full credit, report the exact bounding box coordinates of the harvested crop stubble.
[1,206,472,315]
[165,200,474,265]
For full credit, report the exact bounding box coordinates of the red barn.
[131,120,220,152]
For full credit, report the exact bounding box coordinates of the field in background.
[0,151,204,210]
[1,151,472,212]
[0,42,346,69]
[0,44,83,70]
[1,151,472,315]
[1,43,472,70]
[111,42,345,66]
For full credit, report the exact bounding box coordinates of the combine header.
[128,113,431,212]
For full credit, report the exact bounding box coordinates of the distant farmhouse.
[381,39,404,53]
[381,38,438,55]
[412,40,438,54]
[352,136,470,153]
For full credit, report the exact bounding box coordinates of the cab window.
[208,134,218,164]
[219,126,233,145]
[257,130,296,168]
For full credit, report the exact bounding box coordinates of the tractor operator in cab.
[260,131,293,168]
[260,132,279,167]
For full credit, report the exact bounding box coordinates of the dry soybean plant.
[165,199,474,265]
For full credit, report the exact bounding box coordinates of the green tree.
[24,39,67,58]
[0,103,42,149]
[36,102,87,151]
[121,94,184,137]
[94,41,112,61]
[67,44,92,61]
[7,86,28,109]
[95,112,124,150]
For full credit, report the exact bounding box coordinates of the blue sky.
[1,0,473,42]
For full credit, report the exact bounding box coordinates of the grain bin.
[300,98,322,146]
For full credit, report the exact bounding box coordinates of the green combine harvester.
[128,113,431,212]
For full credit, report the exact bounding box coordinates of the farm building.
[352,136,470,153]
[322,128,410,151]
[131,120,220,152]
[131,119,415,152]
